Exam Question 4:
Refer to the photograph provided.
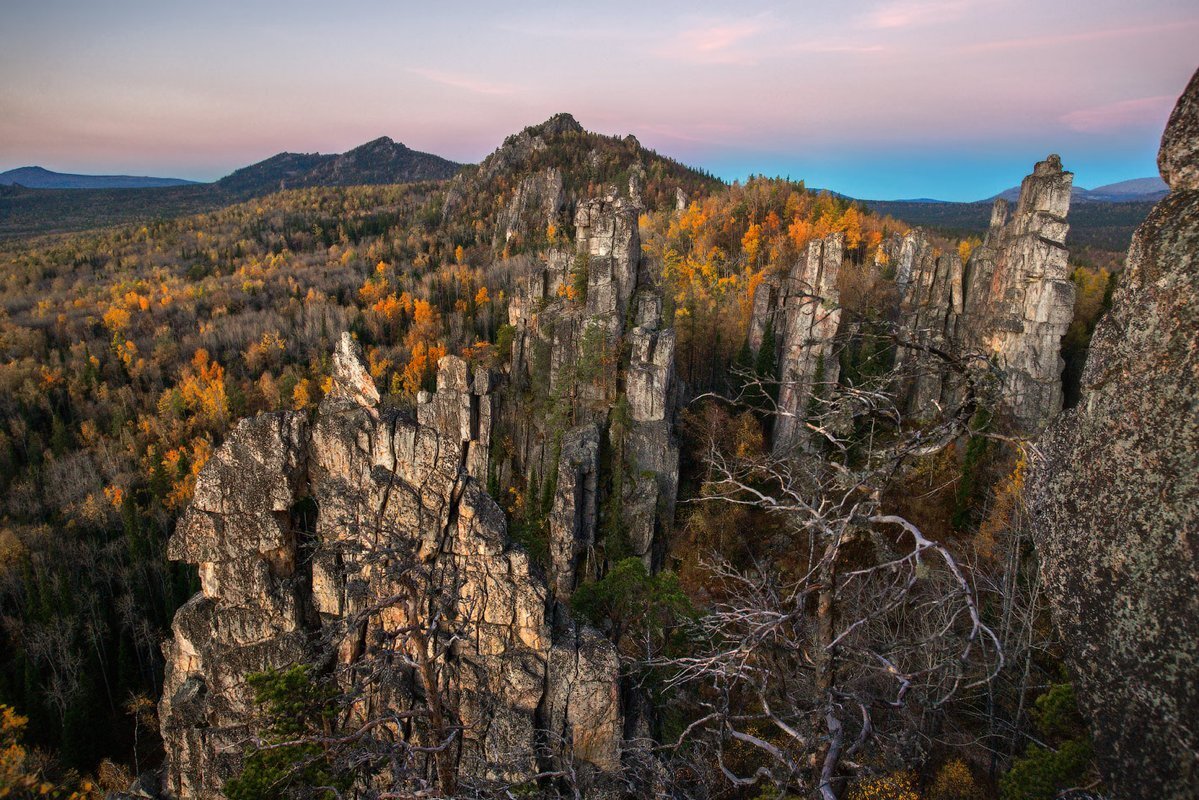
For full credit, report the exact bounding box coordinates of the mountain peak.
[531,112,584,137]
[353,135,405,151]
[215,136,459,198]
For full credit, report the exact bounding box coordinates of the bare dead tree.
[656,327,1006,799]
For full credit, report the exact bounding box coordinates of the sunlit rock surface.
[160,334,624,798]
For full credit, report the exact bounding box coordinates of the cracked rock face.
[548,424,601,598]
[892,229,964,416]
[494,167,565,250]
[961,155,1075,432]
[502,188,679,585]
[773,233,844,453]
[1029,69,1199,800]
[160,333,624,798]
[576,192,641,334]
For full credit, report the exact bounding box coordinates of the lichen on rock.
[1029,67,1199,800]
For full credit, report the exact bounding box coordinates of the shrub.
[847,770,921,800]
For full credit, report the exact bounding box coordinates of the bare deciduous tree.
[655,330,1005,799]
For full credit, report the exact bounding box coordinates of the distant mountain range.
[0,137,463,238]
[1,137,460,197]
[857,176,1165,256]
[0,128,1164,253]
[0,166,198,189]
[216,136,461,198]
[988,176,1168,204]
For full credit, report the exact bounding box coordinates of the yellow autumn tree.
[787,216,813,251]
[178,349,228,429]
[399,340,447,397]
[842,205,863,249]
[848,770,921,800]
[164,437,213,509]
[101,304,131,334]
[405,299,441,351]
[741,222,763,265]
[1,704,30,793]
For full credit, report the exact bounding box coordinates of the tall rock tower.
[961,155,1076,431]
[772,233,844,453]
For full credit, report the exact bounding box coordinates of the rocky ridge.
[159,172,681,796]
[441,113,722,257]
[156,117,1097,798]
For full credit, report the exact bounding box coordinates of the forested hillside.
[0,137,461,240]
[0,115,1122,798]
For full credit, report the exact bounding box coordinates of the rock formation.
[771,233,844,453]
[548,423,601,597]
[748,155,1073,450]
[160,333,625,799]
[961,156,1075,431]
[622,292,679,567]
[891,229,965,416]
[493,167,565,251]
[503,180,678,584]
[1028,68,1199,800]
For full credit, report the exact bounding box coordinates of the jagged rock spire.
[160,334,624,798]
[773,233,844,454]
[958,154,1075,432]
[325,331,379,408]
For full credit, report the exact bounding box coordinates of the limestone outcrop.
[493,167,565,251]
[892,229,964,415]
[548,424,601,597]
[1028,67,1199,800]
[622,292,678,566]
[160,334,625,799]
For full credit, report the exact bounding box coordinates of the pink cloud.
[1060,95,1176,133]
[407,68,519,97]
[862,0,975,30]
[789,41,889,55]
[654,18,767,64]
[959,19,1199,53]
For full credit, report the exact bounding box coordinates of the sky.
[0,0,1195,201]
